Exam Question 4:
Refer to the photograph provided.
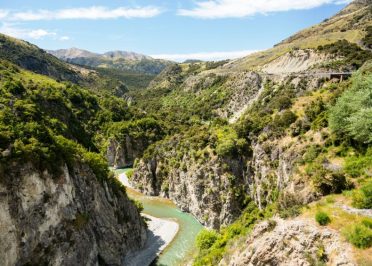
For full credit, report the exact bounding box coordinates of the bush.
[352,182,372,209]
[344,148,372,178]
[131,199,144,213]
[328,74,372,144]
[315,211,331,226]
[362,219,372,229]
[126,169,134,179]
[343,222,372,249]
[278,193,303,218]
[318,40,372,69]
[196,229,218,250]
[303,145,321,163]
[272,110,297,129]
[304,99,326,123]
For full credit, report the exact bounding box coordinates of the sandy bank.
[118,172,180,266]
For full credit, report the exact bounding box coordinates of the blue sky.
[0,0,351,61]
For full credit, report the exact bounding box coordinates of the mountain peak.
[102,51,151,61]
[49,48,98,59]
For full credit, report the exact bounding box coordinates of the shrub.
[344,148,372,178]
[343,222,372,249]
[126,169,134,179]
[361,219,372,229]
[278,193,303,218]
[315,211,331,226]
[131,199,144,213]
[303,145,321,163]
[304,99,326,123]
[328,74,372,144]
[272,110,297,129]
[196,229,218,250]
[352,182,372,209]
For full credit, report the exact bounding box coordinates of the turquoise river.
[113,168,203,266]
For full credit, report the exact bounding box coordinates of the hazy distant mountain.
[49,48,173,75]
[49,48,98,60]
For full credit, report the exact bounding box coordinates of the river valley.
[113,168,203,266]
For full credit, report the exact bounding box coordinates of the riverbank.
[118,172,179,265]
[114,169,203,266]
[123,214,179,266]
[118,172,134,189]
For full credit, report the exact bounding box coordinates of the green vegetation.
[318,40,372,70]
[0,33,81,83]
[362,26,372,49]
[131,199,144,213]
[344,148,372,178]
[126,169,134,179]
[66,55,171,75]
[277,193,303,219]
[352,182,372,209]
[329,73,372,144]
[195,230,218,250]
[193,201,267,266]
[95,67,155,91]
[343,221,372,249]
[0,59,152,197]
[315,211,331,225]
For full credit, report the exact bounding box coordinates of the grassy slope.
[230,1,372,70]
[0,33,155,94]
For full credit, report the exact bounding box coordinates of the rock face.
[261,49,332,74]
[221,218,355,266]
[132,149,247,229]
[106,137,148,168]
[0,162,146,266]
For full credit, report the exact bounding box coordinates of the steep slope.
[0,60,148,265]
[123,2,372,264]
[230,0,372,70]
[0,34,82,83]
[0,33,150,95]
[49,48,173,75]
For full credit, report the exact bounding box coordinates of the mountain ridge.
[48,48,173,75]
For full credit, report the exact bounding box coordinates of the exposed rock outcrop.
[106,137,145,168]
[132,148,247,229]
[261,49,332,74]
[0,162,147,266]
[220,218,355,266]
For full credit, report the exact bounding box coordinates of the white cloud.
[0,9,9,19]
[9,6,161,21]
[0,23,56,40]
[178,0,352,19]
[151,50,259,62]
[60,36,70,41]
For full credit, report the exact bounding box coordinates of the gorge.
[0,0,372,265]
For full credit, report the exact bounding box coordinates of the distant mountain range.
[48,48,173,75]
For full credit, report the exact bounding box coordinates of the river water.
[113,168,203,266]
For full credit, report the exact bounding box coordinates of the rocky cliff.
[106,118,165,169]
[0,161,147,266]
[132,147,247,229]
[220,217,355,266]
[130,73,328,229]
[106,137,147,168]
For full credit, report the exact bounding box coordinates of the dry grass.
[301,194,372,265]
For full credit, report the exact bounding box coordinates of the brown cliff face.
[0,162,147,266]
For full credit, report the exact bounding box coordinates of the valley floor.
[123,214,179,266]
[119,172,180,266]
